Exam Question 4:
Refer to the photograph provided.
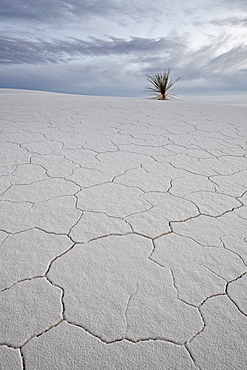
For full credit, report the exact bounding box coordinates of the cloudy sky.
[0,0,246,103]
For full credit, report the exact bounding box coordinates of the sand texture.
[0,89,246,369]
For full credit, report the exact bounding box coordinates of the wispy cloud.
[0,0,168,23]
[215,0,247,12]
[0,35,186,65]
[210,17,247,27]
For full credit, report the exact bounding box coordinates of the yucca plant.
[146,70,181,100]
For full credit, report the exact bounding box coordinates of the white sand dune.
[0,89,246,369]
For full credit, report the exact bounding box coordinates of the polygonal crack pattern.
[0,278,63,347]
[47,235,203,344]
[0,91,246,369]
[0,346,23,370]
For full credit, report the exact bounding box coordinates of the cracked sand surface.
[0,90,246,369]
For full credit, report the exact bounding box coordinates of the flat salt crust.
[0,89,246,369]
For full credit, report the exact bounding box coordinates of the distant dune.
[0,89,246,370]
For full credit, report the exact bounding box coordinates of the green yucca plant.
[146,70,181,100]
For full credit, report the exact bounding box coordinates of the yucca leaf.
[146,69,181,100]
